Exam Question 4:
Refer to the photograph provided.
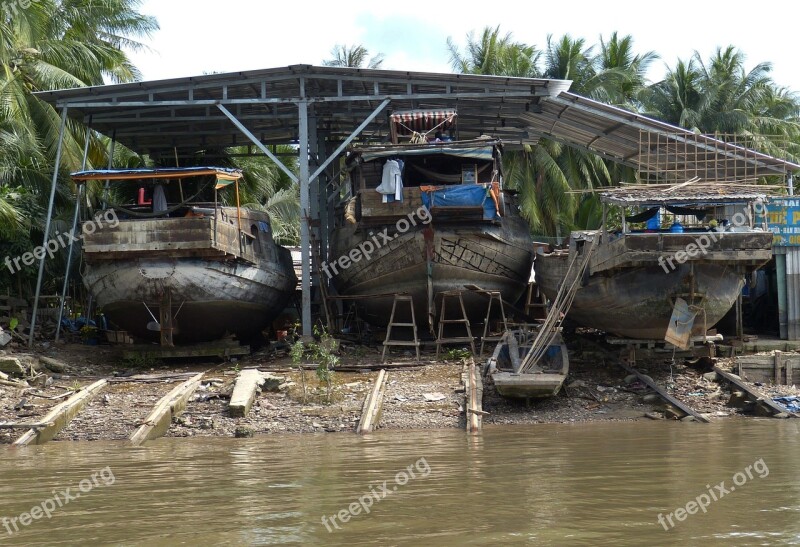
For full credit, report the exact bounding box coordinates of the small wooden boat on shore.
[487,329,569,398]
[535,184,774,340]
[329,110,534,330]
[73,167,297,344]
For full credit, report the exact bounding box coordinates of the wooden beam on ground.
[0,421,55,429]
[713,366,799,418]
[229,369,266,418]
[357,369,388,434]
[618,362,710,423]
[466,359,483,432]
[129,372,204,446]
[12,379,107,446]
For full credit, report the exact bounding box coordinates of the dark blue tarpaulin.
[421,184,497,220]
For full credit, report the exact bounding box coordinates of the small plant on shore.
[442,347,471,361]
[290,338,308,403]
[289,326,339,404]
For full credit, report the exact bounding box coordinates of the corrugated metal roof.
[33,65,799,178]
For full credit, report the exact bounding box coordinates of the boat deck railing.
[591,230,773,273]
[82,212,260,263]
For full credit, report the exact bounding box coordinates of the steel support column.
[298,100,312,337]
[29,107,68,347]
[55,124,92,341]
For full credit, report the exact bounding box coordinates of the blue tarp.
[773,396,800,412]
[420,184,497,220]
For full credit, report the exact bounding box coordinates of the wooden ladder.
[436,290,476,357]
[479,290,508,356]
[381,294,420,362]
[524,282,548,318]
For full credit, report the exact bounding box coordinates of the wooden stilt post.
[160,289,173,347]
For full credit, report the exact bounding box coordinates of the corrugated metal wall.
[785,246,800,340]
[777,246,800,340]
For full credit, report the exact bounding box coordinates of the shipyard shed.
[31,65,799,339]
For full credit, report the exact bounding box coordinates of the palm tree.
[228,146,301,246]
[323,44,384,69]
[643,46,800,163]
[0,0,157,294]
[447,26,541,77]
[450,29,657,238]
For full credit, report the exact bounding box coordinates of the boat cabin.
[71,167,279,265]
[341,137,505,228]
[587,185,774,274]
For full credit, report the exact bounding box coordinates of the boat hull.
[329,220,533,329]
[83,256,296,343]
[535,255,744,339]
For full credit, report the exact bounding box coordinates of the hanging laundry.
[376,159,404,202]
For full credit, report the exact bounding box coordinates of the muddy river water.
[1,419,799,545]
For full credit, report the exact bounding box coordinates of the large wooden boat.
[328,111,534,330]
[535,185,773,340]
[73,167,297,344]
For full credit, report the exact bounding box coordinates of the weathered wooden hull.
[535,254,744,339]
[83,252,296,343]
[329,215,533,328]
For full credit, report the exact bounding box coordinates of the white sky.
[128,0,800,92]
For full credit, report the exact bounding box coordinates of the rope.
[518,237,598,374]
[397,113,456,142]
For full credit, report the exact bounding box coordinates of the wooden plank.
[713,366,799,418]
[122,344,249,360]
[466,359,483,432]
[0,421,55,429]
[129,373,204,446]
[229,369,265,418]
[508,333,521,373]
[357,369,387,434]
[12,379,107,446]
[618,362,710,423]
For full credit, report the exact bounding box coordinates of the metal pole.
[102,131,115,208]
[298,99,312,338]
[55,124,91,341]
[29,106,68,347]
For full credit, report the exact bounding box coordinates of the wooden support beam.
[12,379,107,446]
[129,372,204,446]
[713,366,799,418]
[229,369,265,418]
[775,351,782,385]
[159,289,173,347]
[357,369,388,434]
[618,362,710,423]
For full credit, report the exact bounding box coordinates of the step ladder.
[479,290,508,356]
[381,294,420,362]
[435,290,476,357]
[524,282,548,318]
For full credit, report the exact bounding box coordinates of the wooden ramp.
[357,369,388,434]
[13,379,107,446]
[713,365,799,418]
[129,372,204,446]
[618,362,710,423]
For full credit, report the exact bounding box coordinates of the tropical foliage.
[448,27,800,239]
[323,44,384,69]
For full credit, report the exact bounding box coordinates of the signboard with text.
[767,198,800,246]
